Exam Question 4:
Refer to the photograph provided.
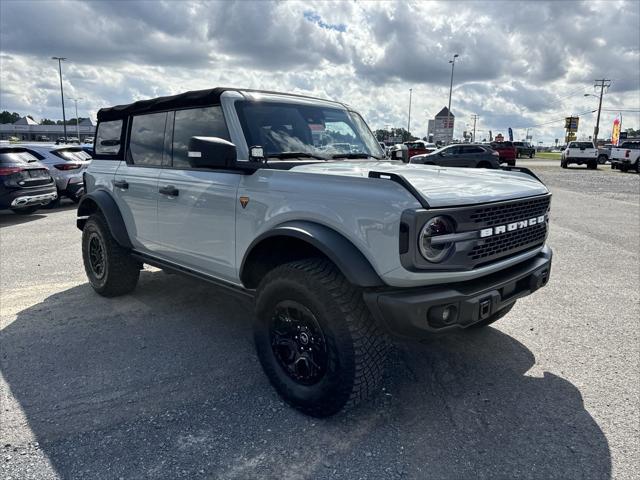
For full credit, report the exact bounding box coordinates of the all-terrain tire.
[82,213,140,297]
[587,159,597,170]
[468,303,516,329]
[561,160,568,169]
[254,258,389,417]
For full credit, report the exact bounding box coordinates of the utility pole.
[471,114,478,143]
[447,54,459,144]
[407,88,413,138]
[592,78,611,146]
[52,57,68,142]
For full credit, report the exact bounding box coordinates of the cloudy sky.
[1,0,639,143]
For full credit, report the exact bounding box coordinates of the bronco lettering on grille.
[479,215,546,238]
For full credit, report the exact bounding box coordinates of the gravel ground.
[1,164,638,479]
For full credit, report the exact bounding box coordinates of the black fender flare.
[76,190,133,249]
[240,221,384,288]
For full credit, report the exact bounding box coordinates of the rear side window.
[0,148,40,164]
[172,106,229,168]
[574,142,594,148]
[621,142,640,149]
[462,146,484,154]
[128,112,168,166]
[95,120,124,155]
[53,148,92,162]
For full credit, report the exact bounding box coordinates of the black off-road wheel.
[587,160,598,170]
[561,160,568,169]
[254,258,389,417]
[468,303,515,329]
[82,213,140,297]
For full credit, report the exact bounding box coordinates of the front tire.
[254,259,388,417]
[82,213,140,297]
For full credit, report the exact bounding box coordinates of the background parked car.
[610,140,640,173]
[597,143,613,164]
[561,141,598,169]
[490,141,517,165]
[0,146,58,214]
[513,141,535,158]
[410,143,500,168]
[22,144,91,204]
[404,140,436,158]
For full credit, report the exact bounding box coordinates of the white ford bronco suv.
[78,88,552,417]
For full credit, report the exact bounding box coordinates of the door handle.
[159,185,179,197]
[113,180,129,189]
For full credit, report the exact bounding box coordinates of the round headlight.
[419,216,455,263]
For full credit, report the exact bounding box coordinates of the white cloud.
[1,0,638,143]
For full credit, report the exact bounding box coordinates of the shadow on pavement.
[0,271,611,479]
[0,211,47,227]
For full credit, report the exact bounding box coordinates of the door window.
[128,112,167,166]
[172,106,229,169]
[95,120,123,155]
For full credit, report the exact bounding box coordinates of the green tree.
[374,127,413,143]
[0,111,21,124]
[40,118,56,125]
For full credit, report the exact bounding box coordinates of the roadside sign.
[564,117,579,131]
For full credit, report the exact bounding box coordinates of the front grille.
[469,196,550,227]
[469,223,547,262]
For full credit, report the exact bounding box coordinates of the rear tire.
[508,160,516,166]
[561,160,568,169]
[82,213,140,297]
[469,303,515,329]
[254,258,388,417]
[587,160,597,170]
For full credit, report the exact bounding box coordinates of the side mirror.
[187,136,236,169]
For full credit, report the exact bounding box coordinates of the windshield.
[235,101,383,160]
[570,142,594,148]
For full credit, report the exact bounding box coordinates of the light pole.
[446,54,459,144]
[52,57,68,142]
[407,88,413,138]
[68,97,83,141]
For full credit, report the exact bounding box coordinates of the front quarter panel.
[235,169,421,282]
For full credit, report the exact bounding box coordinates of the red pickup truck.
[404,141,436,159]
[490,141,517,166]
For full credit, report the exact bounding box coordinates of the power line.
[601,109,640,113]
[520,109,597,129]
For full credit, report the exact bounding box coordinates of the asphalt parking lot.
[1,161,638,480]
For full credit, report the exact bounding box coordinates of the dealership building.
[0,116,96,142]
[426,107,455,144]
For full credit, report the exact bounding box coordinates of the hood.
[291,161,548,208]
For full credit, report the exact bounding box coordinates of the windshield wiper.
[269,152,327,160]
[331,153,381,160]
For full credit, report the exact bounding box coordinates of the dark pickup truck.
[513,142,535,158]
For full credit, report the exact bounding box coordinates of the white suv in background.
[561,141,598,169]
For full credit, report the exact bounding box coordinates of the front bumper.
[364,246,552,337]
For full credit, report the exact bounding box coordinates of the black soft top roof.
[97,87,344,122]
[97,88,226,122]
